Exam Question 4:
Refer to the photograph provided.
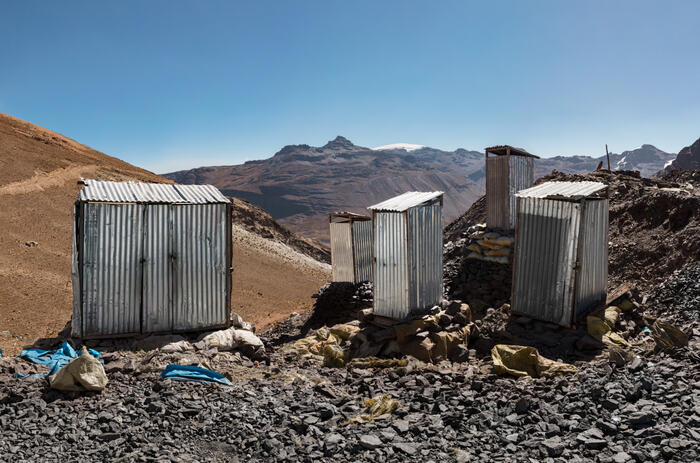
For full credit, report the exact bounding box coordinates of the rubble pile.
[291,300,475,366]
[444,223,513,310]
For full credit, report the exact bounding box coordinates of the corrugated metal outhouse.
[71,179,232,338]
[511,181,609,327]
[485,145,539,230]
[368,191,444,319]
[329,212,373,283]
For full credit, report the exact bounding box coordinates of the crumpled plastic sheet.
[161,364,232,386]
[345,394,402,424]
[491,344,577,378]
[18,341,102,379]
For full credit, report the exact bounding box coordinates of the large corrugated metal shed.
[368,191,444,212]
[78,179,229,204]
[72,180,232,339]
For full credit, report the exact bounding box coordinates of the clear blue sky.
[2,1,699,173]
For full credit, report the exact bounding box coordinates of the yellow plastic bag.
[345,395,402,424]
[491,344,577,378]
[587,306,629,347]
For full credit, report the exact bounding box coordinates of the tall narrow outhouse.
[368,191,444,319]
[329,212,373,283]
[72,180,232,338]
[485,145,539,230]
[511,181,609,327]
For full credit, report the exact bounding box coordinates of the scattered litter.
[49,347,108,392]
[201,327,266,359]
[651,320,688,349]
[345,394,402,424]
[491,344,577,378]
[161,364,233,385]
[587,306,630,347]
[347,357,408,369]
[19,341,102,378]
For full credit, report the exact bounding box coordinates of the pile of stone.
[293,300,475,366]
[444,225,513,310]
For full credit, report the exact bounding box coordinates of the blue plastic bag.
[18,341,102,378]
[161,364,232,385]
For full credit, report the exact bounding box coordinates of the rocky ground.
[1,270,698,462]
[1,166,698,462]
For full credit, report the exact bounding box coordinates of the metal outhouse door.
[330,222,355,282]
[80,203,145,337]
[79,203,229,337]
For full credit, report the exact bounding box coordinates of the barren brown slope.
[0,113,329,354]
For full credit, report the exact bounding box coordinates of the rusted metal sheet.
[172,204,229,331]
[352,219,373,283]
[408,202,443,311]
[79,203,144,337]
[486,154,535,230]
[486,155,510,229]
[330,222,355,282]
[142,204,172,333]
[373,211,409,318]
[574,199,609,319]
[511,198,580,326]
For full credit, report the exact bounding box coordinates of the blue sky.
[2,1,699,173]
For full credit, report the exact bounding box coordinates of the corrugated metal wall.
[330,222,355,282]
[487,155,534,230]
[486,156,509,229]
[511,198,581,326]
[73,202,230,338]
[172,204,229,331]
[574,199,609,319]
[373,211,409,318]
[507,156,535,229]
[71,204,82,338]
[142,205,172,333]
[80,203,144,337]
[352,220,373,283]
[408,203,443,311]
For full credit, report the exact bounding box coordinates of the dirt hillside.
[0,113,329,354]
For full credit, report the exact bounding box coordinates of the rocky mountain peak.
[322,135,356,150]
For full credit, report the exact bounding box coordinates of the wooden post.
[605,144,611,171]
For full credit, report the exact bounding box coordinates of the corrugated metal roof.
[78,179,230,204]
[516,181,606,199]
[368,191,444,212]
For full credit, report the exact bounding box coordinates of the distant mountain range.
[163,137,678,242]
[657,137,700,176]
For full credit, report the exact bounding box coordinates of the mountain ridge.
[164,137,677,242]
